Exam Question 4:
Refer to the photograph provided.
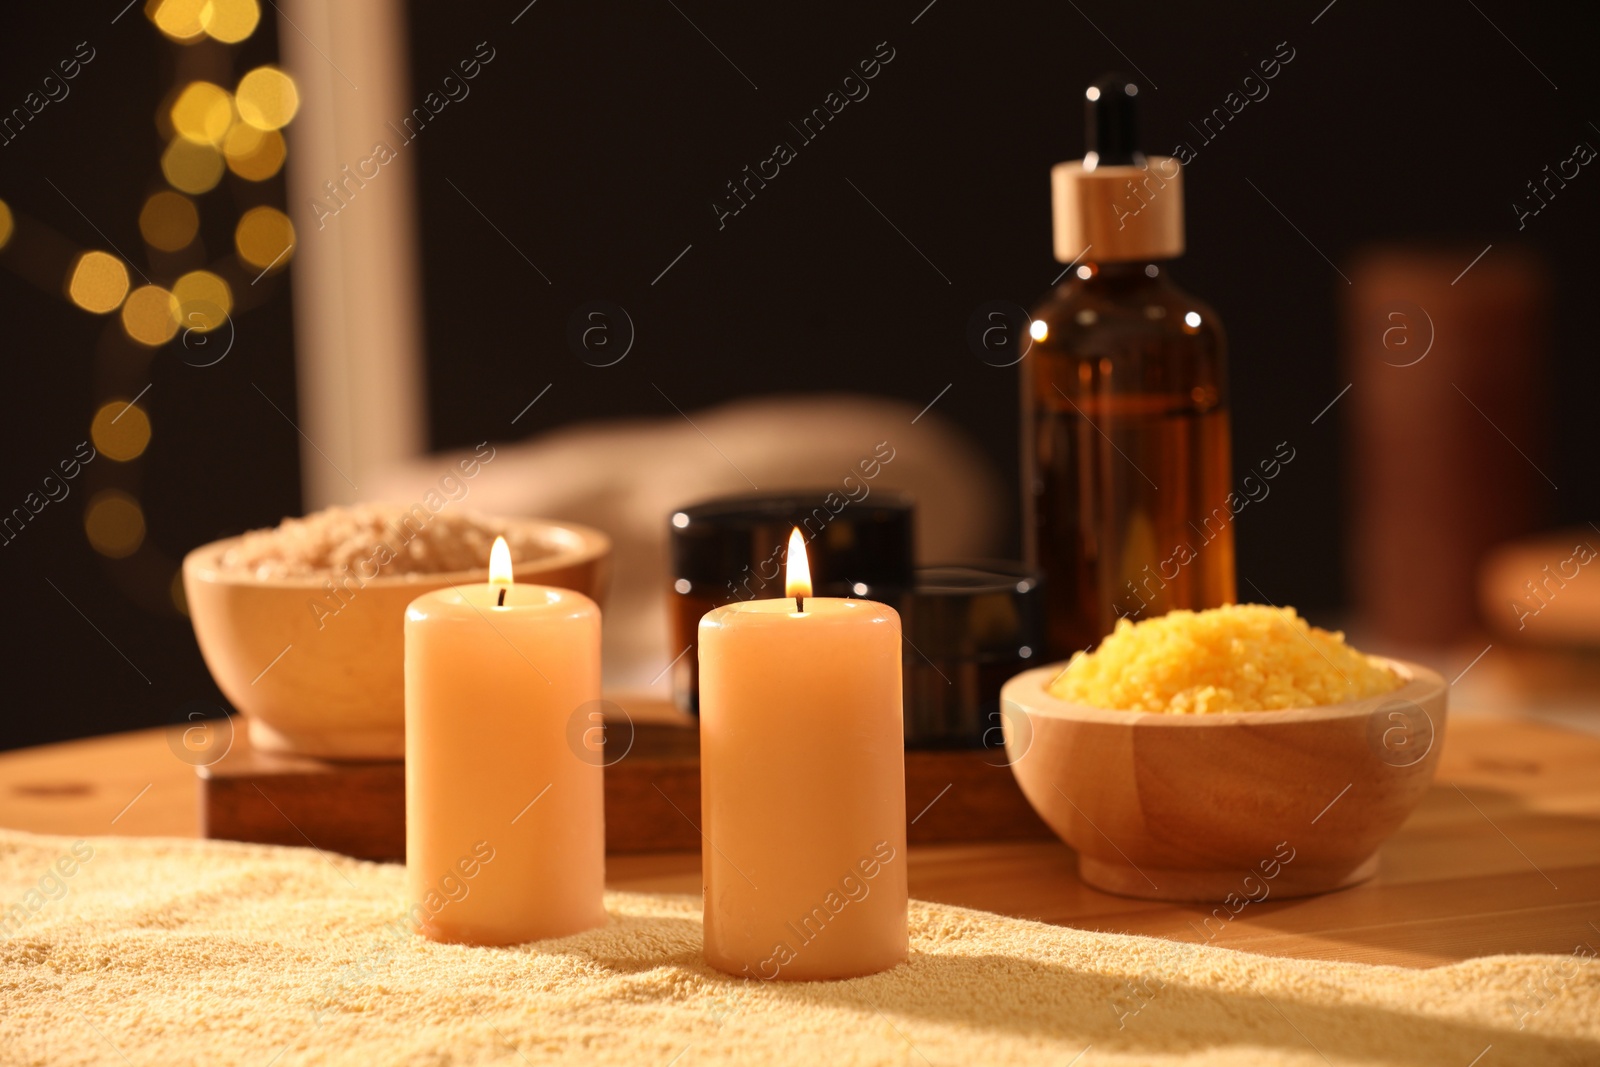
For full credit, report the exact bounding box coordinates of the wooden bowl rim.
[1001,656,1446,726]
[182,516,611,590]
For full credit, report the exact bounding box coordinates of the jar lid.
[670,490,914,599]
[909,562,1044,660]
[904,561,1045,748]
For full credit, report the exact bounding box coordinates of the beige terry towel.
[1,830,1596,1066]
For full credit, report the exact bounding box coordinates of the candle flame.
[785,527,812,600]
[489,535,514,586]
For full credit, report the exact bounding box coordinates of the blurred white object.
[283,0,427,508]
[370,394,1003,691]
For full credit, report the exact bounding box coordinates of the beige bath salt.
[2,831,1596,1065]
[217,503,552,579]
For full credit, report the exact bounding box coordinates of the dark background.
[1,0,1595,749]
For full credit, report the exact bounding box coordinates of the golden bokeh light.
[67,252,130,314]
[121,285,181,347]
[172,269,233,332]
[161,137,225,194]
[138,191,199,251]
[199,0,259,43]
[85,490,147,559]
[0,198,13,250]
[236,67,299,130]
[148,0,207,41]
[91,400,153,462]
[170,568,189,615]
[235,206,295,271]
[171,81,234,146]
[223,123,286,181]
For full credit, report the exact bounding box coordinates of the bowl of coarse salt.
[183,503,609,759]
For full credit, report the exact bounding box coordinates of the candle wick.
[497,587,507,607]
[796,595,804,613]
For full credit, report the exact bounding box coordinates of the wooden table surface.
[2,713,1597,969]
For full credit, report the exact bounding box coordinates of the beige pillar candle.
[698,528,908,980]
[404,537,606,945]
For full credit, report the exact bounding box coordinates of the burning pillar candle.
[698,528,908,980]
[404,536,606,945]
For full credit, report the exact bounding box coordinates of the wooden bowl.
[183,518,609,760]
[999,658,1447,902]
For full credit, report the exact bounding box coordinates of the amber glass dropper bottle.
[1022,74,1236,658]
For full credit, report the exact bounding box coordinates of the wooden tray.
[199,701,1051,860]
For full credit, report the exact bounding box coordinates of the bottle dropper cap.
[1051,73,1184,264]
[1084,74,1142,169]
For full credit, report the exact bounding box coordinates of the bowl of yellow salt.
[999,605,1446,902]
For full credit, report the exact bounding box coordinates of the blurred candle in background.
[1345,246,1550,644]
[404,537,606,945]
[698,528,908,980]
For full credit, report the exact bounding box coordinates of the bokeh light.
[67,252,130,314]
[138,191,199,251]
[235,206,295,271]
[236,67,299,130]
[91,400,153,462]
[0,199,13,250]
[148,0,207,42]
[172,270,233,332]
[199,0,260,43]
[223,123,285,181]
[171,81,234,146]
[121,285,181,347]
[161,137,225,194]
[85,490,147,558]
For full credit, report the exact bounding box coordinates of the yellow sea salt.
[1046,604,1403,713]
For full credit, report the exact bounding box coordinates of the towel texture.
[2,830,1596,1066]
